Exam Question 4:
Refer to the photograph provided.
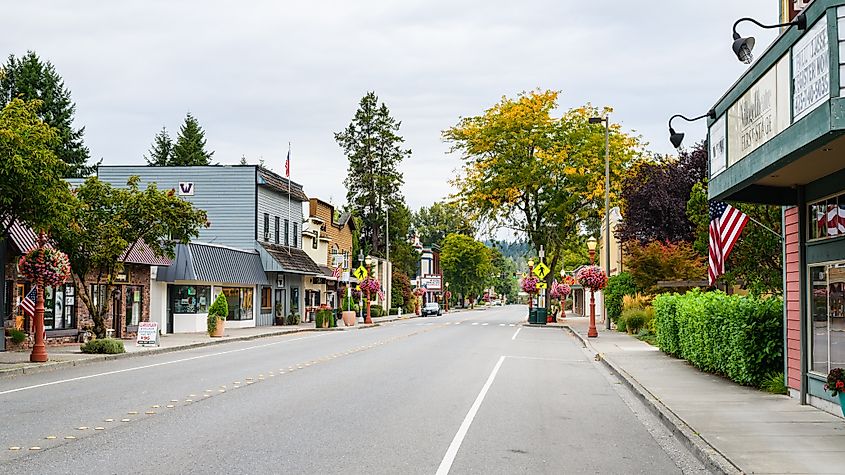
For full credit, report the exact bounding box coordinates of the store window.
[45,283,76,331]
[809,264,845,375]
[222,287,254,320]
[290,287,300,316]
[173,285,211,314]
[809,195,845,240]
[261,287,272,312]
[125,285,143,329]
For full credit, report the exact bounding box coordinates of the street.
[0,306,706,474]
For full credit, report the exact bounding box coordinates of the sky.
[5,1,780,211]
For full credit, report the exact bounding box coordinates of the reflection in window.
[222,287,254,321]
[810,264,845,375]
[173,286,211,314]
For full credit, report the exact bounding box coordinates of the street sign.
[536,282,548,289]
[533,262,550,280]
[353,265,368,281]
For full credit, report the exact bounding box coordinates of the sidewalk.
[560,315,845,474]
[0,313,418,378]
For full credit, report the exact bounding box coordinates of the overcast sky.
[6,1,779,211]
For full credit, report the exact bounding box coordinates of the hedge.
[653,289,782,387]
[81,338,126,354]
[605,272,638,323]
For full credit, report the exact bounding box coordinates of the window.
[125,285,143,328]
[290,287,300,316]
[312,230,319,249]
[293,223,298,248]
[263,213,270,241]
[90,284,108,315]
[45,283,76,330]
[222,287,254,320]
[809,195,845,240]
[275,217,280,244]
[343,251,349,269]
[285,219,290,246]
[261,287,272,311]
[809,263,845,375]
[172,285,211,314]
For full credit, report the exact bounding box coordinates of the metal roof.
[6,221,43,254]
[258,242,321,275]
[157,242,268,285]
[120,240,172,266]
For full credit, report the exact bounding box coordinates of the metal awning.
[157,242,268,285]
[256,242,321,275]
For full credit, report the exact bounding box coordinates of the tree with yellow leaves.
[443,89,645,302]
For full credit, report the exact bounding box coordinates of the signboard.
[781,0,813,22]
[709,114,727,177]
[533,262,550,280]
[536,282,548,289]
[177,182,194,196]
[421,275,442,290]
[727,54,791,166]
[136,322,159,347]
[276,274,286,288]
[792,18,829,121]
[353,265,368,281]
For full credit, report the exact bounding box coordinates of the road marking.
[499,324,505,326]
[511,327,522,341]
[481,323,489,326]
[509,324,515,327]
[0,333,330,396]
[471,322,479,326]
[436,355,505,475]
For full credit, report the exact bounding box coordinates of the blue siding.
[97,166,257,250]
[257,186,305,248]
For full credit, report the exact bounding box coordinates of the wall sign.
[136,322,159,347]
[727,54,791,166]
[177,182,195,196]
[709,114,727,177]
[793,18,829,121]
[421,275,442,291]
[276,274,286,288]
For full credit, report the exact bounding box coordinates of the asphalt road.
[0,306,708,474]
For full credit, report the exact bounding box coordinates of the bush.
[370,304,384,318]
[622,308,647,334]
[286,313,300,325]
[761,371,788,395]
[622,293,650,312]
[341,295,359,312]
[315,309,334,328]
[81,338,125,354]
[389,308,401,315]
[207,292,228,335]
[653,289,783,387]
[605,272,639,322]
[616,315,627,333]
[8,328,26,344]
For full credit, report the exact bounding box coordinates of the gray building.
[98,165,323,333]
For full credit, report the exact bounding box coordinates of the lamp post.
[667,110,717,149]
[559,268,566,320]
[586,237,598,338]
[527,258,535,311]
[589,115,612,329]
[445,282,449,313]
[731,13,806,64]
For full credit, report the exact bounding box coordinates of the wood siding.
[784,206,801,391]
[257,186,304,248]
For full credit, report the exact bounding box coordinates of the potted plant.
[413,288,426,315]
[274,302,285,326]
[207,293,228,337]
[315,308,333,328]
[341,294,357,326]
[825,368,845,416]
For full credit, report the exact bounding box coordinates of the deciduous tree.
[440,234,492,306]
[412,201,477,247]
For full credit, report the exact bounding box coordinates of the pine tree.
[144,127,173,166]
[335,92,411,259]
[0,51,93,177]
[171,112,213,166]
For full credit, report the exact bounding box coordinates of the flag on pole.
[19,287,36,317]
[285,148,290,178]
[708,201,749,286]
[332,266,342,279]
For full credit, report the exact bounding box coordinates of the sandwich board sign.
[136,322,160,347]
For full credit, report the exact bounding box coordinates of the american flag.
[817,204,845,237]
[709,201,749,286]
[19,287,36,317]
[332,266,342,279]
[285,148,290,178]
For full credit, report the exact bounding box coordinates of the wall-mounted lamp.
[732,13,806,64]
[668,110,717,149]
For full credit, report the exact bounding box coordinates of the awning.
[157,242,268,285]
[6,221,42,254]
[121,240,172,266]
[256,242,321,275]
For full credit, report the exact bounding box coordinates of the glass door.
[125,285,143,333]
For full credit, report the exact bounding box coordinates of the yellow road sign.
[353,265,368,281]
[533,262,550,280]
[536,282,548,289]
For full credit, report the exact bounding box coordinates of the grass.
[761,371,788,395]
[636,330,658,346]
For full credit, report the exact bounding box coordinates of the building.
[98,165,321,333]
[412,236,443,304]
[599,207,625,277]
[704,0,843,415]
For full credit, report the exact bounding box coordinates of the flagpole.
[746,215,783,241]
[287,141,291,256]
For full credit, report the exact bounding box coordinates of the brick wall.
[784,206,801,391]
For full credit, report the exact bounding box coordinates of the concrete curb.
[563,325,742,475]
[0,318,402,380]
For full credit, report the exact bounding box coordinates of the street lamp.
[527,258,535,311]
[560,268,566,320]
[445,282,450,313]
[589,115,612,329]
[586,237,598,338]
[732,13,806,64]
[667,110,716,149]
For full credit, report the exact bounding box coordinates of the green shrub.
[605,272,638,322]
[81,338,125,354]
[370,304,384,318]
[616,315,627,333]
[653,289,783,387]
[8,328,26,344]
[207,292,229,335]
[315,309,334,328]
[286,313,300,325]
[341,295,359,312]
[389,308,400,315]
[622,308,647,334]
[761,371,788,395]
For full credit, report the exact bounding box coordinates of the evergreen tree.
[144,127,173,166]
[335,92,411,259]
[171,112,213,166]
[0,51,93,177]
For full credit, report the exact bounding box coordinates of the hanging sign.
[136,322,159,347]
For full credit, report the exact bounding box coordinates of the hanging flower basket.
[413,287,426,297]
[521,276,539,294]
[18,247,71,288]
[551,282,571,299]
[360,277,381,295]
[576,265,607,291]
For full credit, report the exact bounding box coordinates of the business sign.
[727,54,791,166]
[276,274,286,288]
[136,322,159,347]
[177,182,195,196]
[781,0,813,22]
[709,114,727,177]
[421,275,442,290]
[792,18,829,121]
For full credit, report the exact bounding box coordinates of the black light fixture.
[667,110,716,149]
[732,13,807,64]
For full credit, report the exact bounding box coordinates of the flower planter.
[839,393,845,417]
[342,311,357,326]
[210,317,225,337]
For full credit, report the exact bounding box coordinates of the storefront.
[705,0,845,414]
[256,242,321,324]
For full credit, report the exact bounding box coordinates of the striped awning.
[6,221,46,254]
[157,242,268,285]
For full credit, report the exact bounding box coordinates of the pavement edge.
[563,325,742,475]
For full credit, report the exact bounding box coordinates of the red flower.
[837,381,844,389]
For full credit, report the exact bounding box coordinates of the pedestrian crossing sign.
[533,262,550,280]
[353,265,368,281]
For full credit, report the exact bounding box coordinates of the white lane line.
[509,324,515,327]
[511,327,522,341]
[498,324,505,327]
[455,322,462,325]
[481,323,489,326]
[471,322,479,326]
[0,333,331,396]
[436,355,505,475]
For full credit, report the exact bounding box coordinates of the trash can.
[529,308,538,324]
[536,308,547,325]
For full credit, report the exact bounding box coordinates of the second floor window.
[293,223,298,248]
[274,216,280,244]
[263,213,269,241]
[312,231,318,249]
[285,219,290,246]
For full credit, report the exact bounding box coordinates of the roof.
[335,211,356,230]
[257,167,308,202]
[157,242,268,285]
[258,242,321,275]
[6,221,43,254]
[120,241,172,266]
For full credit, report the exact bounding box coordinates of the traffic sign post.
[533,262,550,280]
[353,265,368,281]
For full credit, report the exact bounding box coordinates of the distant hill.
[485,239,531,264]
